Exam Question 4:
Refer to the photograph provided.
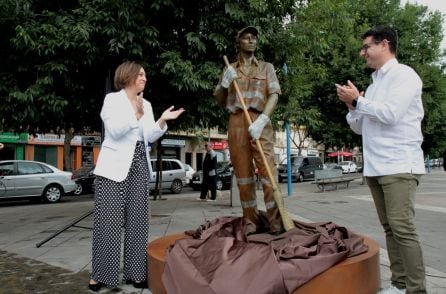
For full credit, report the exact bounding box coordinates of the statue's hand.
[248,113,270,140]
[221,66,238,88]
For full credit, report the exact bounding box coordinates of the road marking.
[347,195,446,213]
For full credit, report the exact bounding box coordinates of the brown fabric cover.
[162,215,368,294]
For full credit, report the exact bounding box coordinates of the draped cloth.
[162,214,368,294]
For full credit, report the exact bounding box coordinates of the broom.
[223,55,295,231]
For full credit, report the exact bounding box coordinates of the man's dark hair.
[362,25,398,54]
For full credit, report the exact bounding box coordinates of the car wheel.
[42,185,62,203]
[73,184,83,195]
[170,179,183,194]
[216,179,223,190]
[297,173,304,183]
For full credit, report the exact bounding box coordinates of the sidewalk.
[0,169,445,293]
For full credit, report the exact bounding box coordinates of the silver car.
[0,160,77,203]
[149,159,186,194]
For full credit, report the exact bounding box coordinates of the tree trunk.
[153,139,164,200]
[63,128,74,171]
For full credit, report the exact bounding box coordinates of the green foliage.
[0,0,294,133]
[0,0,445,156]
[274,0,446,154]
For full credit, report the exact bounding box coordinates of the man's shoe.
[207,199,216,202]
[378,285,406,294]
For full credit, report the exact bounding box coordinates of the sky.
[404,0,446,50]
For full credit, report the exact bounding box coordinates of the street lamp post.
[282,63,292,196]
[286,122,292,196]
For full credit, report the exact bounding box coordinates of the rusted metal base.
[147,233,380,294]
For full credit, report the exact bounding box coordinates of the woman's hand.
[158,106,185,129]
[161,106,185,121]
[135,92,145,120]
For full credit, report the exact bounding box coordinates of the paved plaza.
[0,168,445,293]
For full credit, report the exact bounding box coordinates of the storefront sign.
[82,136,101,146]
[210,140,228,150]
[0,132,29,143]
[161,139,186,147]
[29,134,82,145]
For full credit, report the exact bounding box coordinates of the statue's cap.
[236,26,259,40]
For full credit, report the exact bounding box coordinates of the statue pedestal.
[147,233,380,294]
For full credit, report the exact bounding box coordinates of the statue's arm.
[214,83,228,107]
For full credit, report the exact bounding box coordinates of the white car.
[0,160,77,203]
[183,164,195,185]
[149,159,186,194]
[340,161,358,173]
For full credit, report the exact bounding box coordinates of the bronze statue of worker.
[214,26,283,234]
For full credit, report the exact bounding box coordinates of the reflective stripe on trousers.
[228,110,283,232]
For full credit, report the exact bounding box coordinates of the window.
[0,162,15,176]
[170,161,182,170]
[18,162,46,175]
[151,160,173,171]
[186,153,192,166]
[34,146,58,167]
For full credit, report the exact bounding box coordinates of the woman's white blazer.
[94,89,166,182]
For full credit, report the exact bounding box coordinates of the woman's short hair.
[114,61,142,90]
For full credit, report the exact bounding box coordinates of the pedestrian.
[214,26,283,234]
[88,61,184,291]
[197,144,218,201]
[443,150,446,171]
[336,25,426,294]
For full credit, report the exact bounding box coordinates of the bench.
[312,169,355,192]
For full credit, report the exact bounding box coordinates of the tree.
[1,0,445,159]
[273,0,446,155]
[1,0,295,172]
[1,0,295,134]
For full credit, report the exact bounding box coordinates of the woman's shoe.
[88,281,104,292]
[126,279,148,289]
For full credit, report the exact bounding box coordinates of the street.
[0,168,445,293]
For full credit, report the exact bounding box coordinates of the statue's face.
[238,32,257,53]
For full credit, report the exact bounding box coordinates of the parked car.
[149,159,186,194]
[324,162,343,171]
[340,161,358,173]
[0,160,77,203]
[183,164,195,185]
[71,165,96,195]
[277,155,323,182]
[190,161,232,191]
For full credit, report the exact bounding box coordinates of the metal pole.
[36,209,93,248]
[427,154,430,173]
[286,122,292,196]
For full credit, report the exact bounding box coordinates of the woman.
[88,61,184,291]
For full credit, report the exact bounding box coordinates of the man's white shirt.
[346,58,425,176]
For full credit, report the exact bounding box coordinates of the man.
[214,26,283,234]
[198,144,217,201]
[336,25,426,294]
[443,150,446,172]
